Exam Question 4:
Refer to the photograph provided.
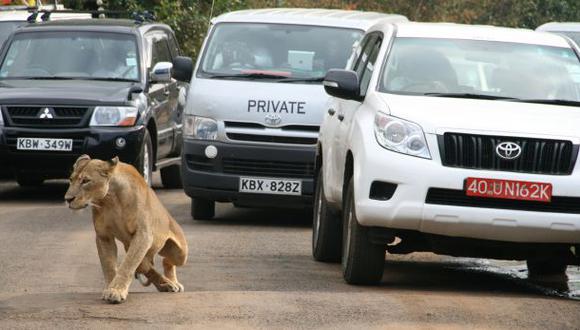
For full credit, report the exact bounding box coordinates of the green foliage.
[62,0,580,60]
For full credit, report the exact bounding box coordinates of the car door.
[146,31,176,159]
[328,33,381,202]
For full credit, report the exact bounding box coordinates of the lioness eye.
[81,178,91,185]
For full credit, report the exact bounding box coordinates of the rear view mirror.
[323,69,362,101]
[172,56,193,83]
[150,62,173,83]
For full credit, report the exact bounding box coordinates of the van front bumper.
[182,139,315,208]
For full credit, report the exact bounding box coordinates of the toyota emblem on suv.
[38,108,55,119]
[496,141,522,160]
[264,114,282,126]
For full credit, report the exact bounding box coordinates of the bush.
[62,0,580,60]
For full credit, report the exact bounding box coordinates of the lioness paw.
[102,287,127,304]
[159,281,182,293]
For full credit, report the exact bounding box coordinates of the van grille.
[223,158,314,178]
[439,133,577,175]
[224,121,319,145]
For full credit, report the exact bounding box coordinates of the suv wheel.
[527,259,568,279]
[312,170,342,262]
[160,164,183,188]
[191,198,215,220]
[342,178,385,285]
[16,175,44,187]
[136,130,153,187]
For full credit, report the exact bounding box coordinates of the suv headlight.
[183,115,218,140]
[374,112,431,159]
[89,106,138,127]
[0,109,4,126]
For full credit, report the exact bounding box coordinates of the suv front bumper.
[353,133,580,244]
[0,125,145,179]
[182,139,315,208]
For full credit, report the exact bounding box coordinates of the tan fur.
[65,155,188,304]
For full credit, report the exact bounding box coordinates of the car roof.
[374,22,571,48]
[212,8,408,30]
[14,18,170,35]
[0,6,91,22]
[536,22,580,32]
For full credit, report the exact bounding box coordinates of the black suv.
[0,17,192,187]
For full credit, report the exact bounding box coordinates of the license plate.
[465,177,552,202]
[239,177,302,196]
[17,137,73,151]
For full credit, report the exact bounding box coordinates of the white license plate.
[17,138,73,151]
[239,177,302,195]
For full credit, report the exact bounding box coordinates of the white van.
[179,9,407,220]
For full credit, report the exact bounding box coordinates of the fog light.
[205,145,218,159]
[115,137,126,149]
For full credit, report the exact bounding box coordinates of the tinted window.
[200,23,363,80]
[0,31,140,81]
[381,37,580,101]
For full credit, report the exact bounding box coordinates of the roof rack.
[24,9,156,24]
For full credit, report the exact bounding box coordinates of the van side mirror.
[323,69,362,101]
[172,56,193,82]
[150,62,173,83]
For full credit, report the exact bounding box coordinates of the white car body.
[316,22,580,284]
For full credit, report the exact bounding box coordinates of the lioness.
[65,155,188,304]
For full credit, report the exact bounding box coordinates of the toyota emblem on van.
[264,114,282,126]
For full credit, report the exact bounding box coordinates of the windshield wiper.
[504,98,580,107]
[424,92,518,100]
[205,73,292,80]
[19,76,77,80]
[276,77,325,83]
[87,77,139,82]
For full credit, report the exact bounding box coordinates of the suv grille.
[223,158,314,178]
[439,133,577,175]
[426,188,580,214]
[3,106,90,128]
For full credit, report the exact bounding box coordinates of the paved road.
[0,176,579,329]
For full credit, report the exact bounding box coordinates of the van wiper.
[87,77,139,82]
[276,77,325,83]
[206,73,291,80]
[20,76,77,80]
[504,98,580,107]
[424,92,518,100]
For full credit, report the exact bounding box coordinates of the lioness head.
[65,155,118,210]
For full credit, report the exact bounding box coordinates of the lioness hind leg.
[159,238,187,292]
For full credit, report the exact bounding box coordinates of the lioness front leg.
[96,235,117,288]
[102,230,153,304]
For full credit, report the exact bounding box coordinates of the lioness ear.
[108,156,119,167]
[73,154,91,170]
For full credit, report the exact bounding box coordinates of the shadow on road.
[0,180,69,203]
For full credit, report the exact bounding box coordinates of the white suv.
[314,22,580,285]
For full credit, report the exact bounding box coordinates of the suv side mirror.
[323,69,362,101]
[172,56,193,82]
[150,62,173,83]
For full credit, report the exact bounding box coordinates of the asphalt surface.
[0,175,579,329]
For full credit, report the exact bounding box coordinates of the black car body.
[0,18,189,187]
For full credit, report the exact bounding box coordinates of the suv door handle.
[327,108,336,116]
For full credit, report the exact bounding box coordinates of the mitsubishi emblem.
[38,108,55,119]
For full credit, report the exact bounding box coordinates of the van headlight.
[183,115,218,140]
[90,106,138,126]
[374,112,431,159]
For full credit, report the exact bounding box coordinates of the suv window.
[352,34,377,76]
[147,33,172,68]
[359,36,382,96]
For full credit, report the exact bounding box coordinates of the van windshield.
[0,31,140,81]
[199,23,363,82]
[381,37,580,102]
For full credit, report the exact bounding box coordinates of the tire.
[160,164,183,188]
[312,170,342,262]
[16,175,44,187]
[527,259,568,277]
[136,130,153,187]
[342,178,385,285]
[191,198,215,220]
